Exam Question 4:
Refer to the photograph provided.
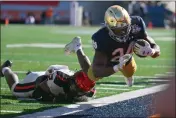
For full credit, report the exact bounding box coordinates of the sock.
[2,67,11,75]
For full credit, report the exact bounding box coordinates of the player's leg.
[64,36,96,95]
[76,49,91,74]
[0,60,18,90]
[120,56,137,87]
[64,36,91,73]
[0,60,44,98]
[11,72,45,98]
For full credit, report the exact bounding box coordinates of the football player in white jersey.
[0,37,97,102]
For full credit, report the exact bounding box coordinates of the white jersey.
[47,68,74,96]
[11,65,74,98]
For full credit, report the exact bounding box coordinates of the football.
[133,39,150,58]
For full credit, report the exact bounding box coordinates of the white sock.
[75,46,82,53]
[2,67,11,75]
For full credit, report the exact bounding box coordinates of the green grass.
[0,25,175,117]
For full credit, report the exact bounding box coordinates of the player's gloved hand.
[134,41,155,57]
[113,54,132,72]
[134,46,155,56]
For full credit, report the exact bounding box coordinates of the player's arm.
[139,16,160,58]
[144,36,160,58]
[32,76,54,101]
[92,50,115,78]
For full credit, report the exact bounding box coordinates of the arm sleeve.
[138,16,148,38]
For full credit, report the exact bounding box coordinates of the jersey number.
[111,43,133,62]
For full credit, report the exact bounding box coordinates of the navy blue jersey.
[92,16,147,66]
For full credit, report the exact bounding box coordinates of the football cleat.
[124,76,134,87]
[0,60,13,77]
[64,36,82,55]
[26,70,32,75]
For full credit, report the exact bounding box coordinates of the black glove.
[32,86,54,101]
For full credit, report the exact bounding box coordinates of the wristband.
[113,65,119,72]
[150,49,156,56]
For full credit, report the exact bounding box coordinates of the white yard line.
[110,74,157,78]
[155,74,174,77]
[6,44,92,48]
[1,87,128,91]
[1,53,175,62]
[166,72,175,74]
[1,110,22,113]
[99,84,145,88]
[96,87,129,90]
[1,88,9,90]
[97,91,124,94]
[17,84,169,118]
[1,57,174,63]
[12,69,174,75]
[138,65,174,68]
[2,59,174,68]
[148,79,170,82]
[52,29,174,38]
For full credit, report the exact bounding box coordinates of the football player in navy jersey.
[65,5,160,87]
[91,5,160,86]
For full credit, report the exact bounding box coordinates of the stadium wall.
[0,1,70,24]
[0,1,166,27]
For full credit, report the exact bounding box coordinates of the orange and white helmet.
[104,5,131,42]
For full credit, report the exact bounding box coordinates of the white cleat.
[64,36,82,55]
[125,76,134,87]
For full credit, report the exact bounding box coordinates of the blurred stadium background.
[0,1,175,28]
[0,1,175,118]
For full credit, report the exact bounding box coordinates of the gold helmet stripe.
[109,7,121,25]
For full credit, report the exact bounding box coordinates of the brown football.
[133,39,149,58]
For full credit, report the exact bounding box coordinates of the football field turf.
[0,25,175,117]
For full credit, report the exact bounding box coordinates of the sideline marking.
[17,84,168,118]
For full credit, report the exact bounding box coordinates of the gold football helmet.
[104,5,131,42]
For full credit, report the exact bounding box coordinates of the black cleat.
[0,60,13,77]
[26,70,32,75]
